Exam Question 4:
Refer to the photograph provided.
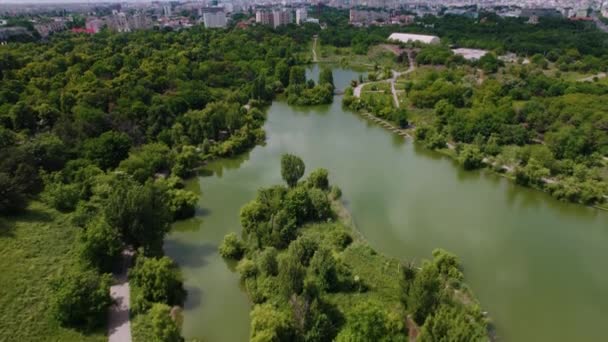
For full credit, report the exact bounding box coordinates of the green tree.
[289,66,306,86]
[307,168,329,190]
[336,302,406,342]
[319,68,335,89]
[250,304,295,342]
[130,255,186,314]
[419,305,486,342]
[219,232,245,259]
[458,145,484,170]
[79,218,123,272]
[132,303,183,342]
[51,268,112,330]
[281,154,305,187]
[83,131,132,170]
[103,179,171,255]
[405,262,441,325]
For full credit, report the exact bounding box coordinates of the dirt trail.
[108,249,134,342]
[312,36,318,63]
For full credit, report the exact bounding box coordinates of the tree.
[79,218,123,272]
[130,255,186,314]
[307,168,329,190]
[83,131,132,170]
[0,172,27,214]
[405,262,441,325]
[281,154,305,187]
[336,302,406,342]
[219,232,245,259]
[51,268,112,330]
[250,304,295,342]
[103,178,171,255]
[289,66,306,86]
[132,303,183,342]
[278,250,306,298]
[319,68,334,89]
[418,305,486,342]
[458,145,484,170]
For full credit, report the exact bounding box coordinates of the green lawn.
[0,202,106,342]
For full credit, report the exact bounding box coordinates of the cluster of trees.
[343,88,409,128]
[0,24,315,337]
[286,66,335,106]
[220,155,488,341]
[412,67,608,204]
[0,24,310,215]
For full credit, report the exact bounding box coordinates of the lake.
[165,66,608,341]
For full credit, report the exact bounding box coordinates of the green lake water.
[165,66,608,341]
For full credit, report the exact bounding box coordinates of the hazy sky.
[0,0,158,3]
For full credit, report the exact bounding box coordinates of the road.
[108,249,134,342]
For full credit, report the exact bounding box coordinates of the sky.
[0,0,162,3]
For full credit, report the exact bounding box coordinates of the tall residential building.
[203,11,227,28]
[163,5,172,17]
[296,8,307,25]
[255,11,273,25]
[272,9,292,28]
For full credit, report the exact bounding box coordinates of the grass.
[318,44,408,71]
[361,82,391,92]
[0,202,106,342]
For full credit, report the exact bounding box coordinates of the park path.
[354,49,416,108]
[312,36,318,63]
[108,249,134,342]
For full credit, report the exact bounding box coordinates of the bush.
[308,188,332,220]
[219,232,245,260]
[458,145,484,170]
[79,218,123,272]
[132,303,183,342]
[307,168,329,190]
[130,255,185,314]
[51,268,112,330]
[42,180,81,212]
[166,188,198,220]
[237,258,258,280]
[331,230,353,250]
[258,247,278,276]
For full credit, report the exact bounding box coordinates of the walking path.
[108,249,134,342]
[354,49,416,108]
[312,36,318,63]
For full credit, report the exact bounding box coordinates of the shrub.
[258,247,278,276]
[308,168,329,190]
[51,268,112,330]
[458,145,484,170]
[79,218,123,272]
[237,258,258,279]
[132,303,183,342]
[130,255,185,314]
[308,188,332,220]
[219,232,245,260]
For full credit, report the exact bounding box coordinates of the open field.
[0,202,106,342]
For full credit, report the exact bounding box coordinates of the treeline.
[286,66,335,106]
[220,155,488,341]
[317,9,608,62]
[408,64,608,204]
[0,25,311,338]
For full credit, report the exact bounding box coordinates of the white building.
[296,8,307,25]
[203,11,227,28]
[0,19,7,26]
[388,33,440,45]
[452,48,488,61]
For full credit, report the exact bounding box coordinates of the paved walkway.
[354,49,416,108]
[108,249,134,342]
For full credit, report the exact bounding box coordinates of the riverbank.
[345,102,608,210]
